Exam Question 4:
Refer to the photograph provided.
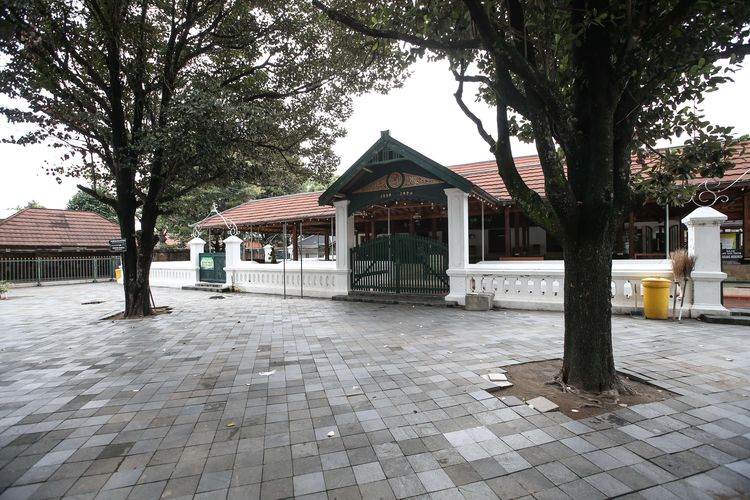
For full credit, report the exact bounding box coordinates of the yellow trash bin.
[641,278,671,320]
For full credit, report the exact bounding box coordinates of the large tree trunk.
[561,230,621,393]
[124,203,160,318]
[124,243,154,318]
[118,202,156,318]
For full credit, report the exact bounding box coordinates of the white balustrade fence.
[149,259,345,297]
[228,261,346,298]
[454,259,681,314]
[150,257,686,313]
[149,261,197,288]
[149,206,724,317]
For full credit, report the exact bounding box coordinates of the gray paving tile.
[293,471,325,496]
[388,473,426,499]
[0,284,748,500]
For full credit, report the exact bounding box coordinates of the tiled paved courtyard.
[0,283,748,500]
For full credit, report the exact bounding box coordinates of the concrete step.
[333,293,458,308]
[182,283,232,293]
[700,314,750,326]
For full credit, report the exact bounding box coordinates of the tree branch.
[76,184,118,209]
[461,0,575,144]
[312,0,481,51]
[453,63,559,235]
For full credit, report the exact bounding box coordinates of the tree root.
[613,377,637,396]
[577,402,602,409]
[546,370,638,401]
[545,372,580,394]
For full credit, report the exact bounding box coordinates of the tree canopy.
[12,200,44,211]
[67,189,118,222]
[1,0,406,316]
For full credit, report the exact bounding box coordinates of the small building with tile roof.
[0,208,121,257]
[196,132,750,288]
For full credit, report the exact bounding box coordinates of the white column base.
[689,303,731,317]
[446,269,467,304]
[691,271,727,317]
[333,270,350,295]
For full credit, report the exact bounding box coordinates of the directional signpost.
[109,239,126,252]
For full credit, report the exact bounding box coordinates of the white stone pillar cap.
[189,237,206,245]
[223,235,242,243]
[682,206,728,226]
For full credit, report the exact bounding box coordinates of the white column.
[682,206,729,317]
[333,200,354,293]
[445,188,470,303]
[188,237,205,284]
[223,235,242,286]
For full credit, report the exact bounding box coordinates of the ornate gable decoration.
[367,146,404,164]
[354,172,443,194]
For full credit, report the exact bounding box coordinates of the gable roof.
[0,208,120,251]
[199,139,750,229]
[318,131,478,206]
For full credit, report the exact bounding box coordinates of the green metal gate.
[199,253,226,283]
[350,234,449,295]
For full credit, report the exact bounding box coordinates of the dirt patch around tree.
[491,359,675,420]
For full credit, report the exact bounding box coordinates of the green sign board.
[200,256,215,270]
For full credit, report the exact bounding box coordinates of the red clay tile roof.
[448,145,750,201]
[449,154,545,201]
[199,192,334,229]
[0,208,121,250]
[201,144,750,227]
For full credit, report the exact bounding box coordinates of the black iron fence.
[0,256,121,284]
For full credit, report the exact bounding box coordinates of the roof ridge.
[230,190,324,207]
[448,153,541,169]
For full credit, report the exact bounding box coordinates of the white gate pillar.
[333,200,354,294]
[223,235,242,287]
[682,206,729,317]
[445,188,470,303]
[188,237,205,284]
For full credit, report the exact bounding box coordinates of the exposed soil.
[491,359,674,420]
[103,306,172,321]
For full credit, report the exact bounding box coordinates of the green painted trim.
[348,187,447,215]
[319,133,480,206]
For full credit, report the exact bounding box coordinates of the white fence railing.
[149,259,346,298]
[149,261,196,288]
[150,257,682,313]
[228,261,345,298]
[453,259,677,314]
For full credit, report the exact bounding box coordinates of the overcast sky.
[1,59,749,218]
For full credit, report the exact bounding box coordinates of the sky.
[1,59,749,218]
